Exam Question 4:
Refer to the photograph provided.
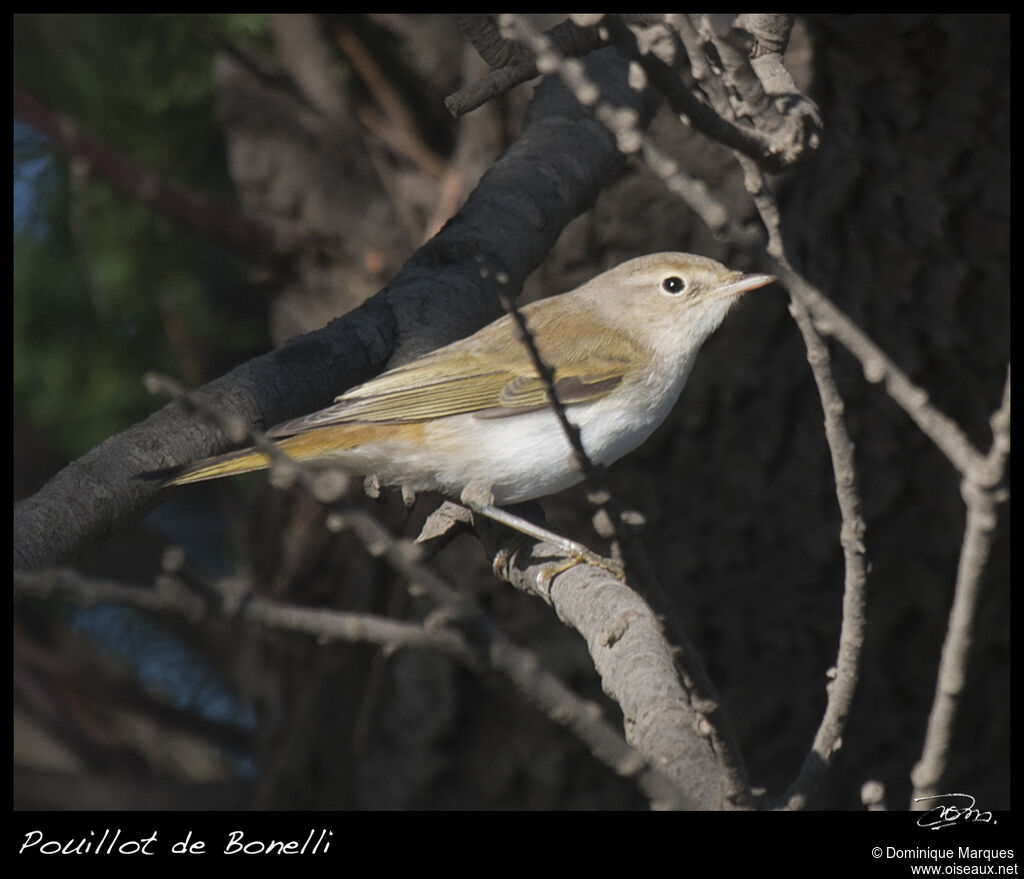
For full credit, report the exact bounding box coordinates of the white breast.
[414,355,693,504]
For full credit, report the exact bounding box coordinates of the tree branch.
[144,370,703,809]
[481,523,736,809]
[445,14,608,117]
[911,368,1010,806]
[14,47,659,570]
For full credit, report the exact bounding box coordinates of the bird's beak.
[715,272,776,299]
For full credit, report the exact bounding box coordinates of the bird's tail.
[156,425,378,486]
[159,446,275,486]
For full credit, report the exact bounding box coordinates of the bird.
[165,253,773,555]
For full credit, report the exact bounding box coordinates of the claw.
[536,550,626,595]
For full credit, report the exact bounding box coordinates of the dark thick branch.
[14,48,659,570]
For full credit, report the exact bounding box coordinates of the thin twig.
[144,375,697,809]
[445,14,608,117]
[775,264,989,480]
[735,151,869,809]
[650,25,868,801]
[614,15,820,172]
[910,369,1010,807]
[659,21,1008,807]
[498,12,755,808]
[14,567,475,660]
[768,255,869,810]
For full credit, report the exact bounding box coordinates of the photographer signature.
[915,793,996,830]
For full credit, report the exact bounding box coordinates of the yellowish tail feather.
[167,431,323,485]
[168,447,275,485]
[164,424,393,486]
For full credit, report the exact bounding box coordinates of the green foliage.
[14,15,272,460]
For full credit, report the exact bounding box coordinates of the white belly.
[415,389,678,504]
[321,360,691,505]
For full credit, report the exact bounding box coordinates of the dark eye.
[661,276,686,295]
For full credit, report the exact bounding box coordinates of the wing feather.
[268,312,642,437]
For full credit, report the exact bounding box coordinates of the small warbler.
[167,253,773,548]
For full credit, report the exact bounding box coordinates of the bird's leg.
[459,485,624,581]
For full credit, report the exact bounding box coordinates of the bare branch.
[769,258,869,809]
[445,14,608,117]
[702,146,867,807]
[14,47,658,571]
[911,368,1010,806]
[650,16,1007,806]
[494,13,755,806]
[774,264,990,480]
[15,567,474,660]
[137,372,701,809]
[16,538,693,810]
[622,14,823,172]
[482,523,740,809]
[638,37,865,800]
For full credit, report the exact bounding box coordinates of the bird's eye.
[661,276,686,295]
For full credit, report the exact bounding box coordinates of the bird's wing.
[267,322,639,436]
